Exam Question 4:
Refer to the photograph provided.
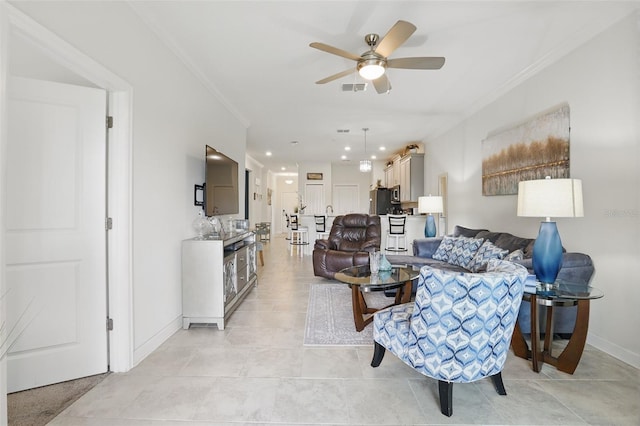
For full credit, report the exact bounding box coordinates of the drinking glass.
[369,251,380,274]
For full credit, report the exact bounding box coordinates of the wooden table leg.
[543,305,555,355]
[513,294,592,375]
[530,294,544,372]
[546,299,590,374]
[511,318,530,360]
[352,282,412,332]
[394,280,413,304]
[351,285,366,332]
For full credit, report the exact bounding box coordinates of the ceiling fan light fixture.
[358,59,386,80]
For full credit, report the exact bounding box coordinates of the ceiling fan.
[310,20,445,94]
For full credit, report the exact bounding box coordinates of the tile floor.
[50,235,640,425]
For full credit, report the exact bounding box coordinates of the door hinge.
[107,318,114,331]
[106,217,113,230]
[106,116,114,129]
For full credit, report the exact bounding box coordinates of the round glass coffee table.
[334,265,419,332]
[511,280,604,374]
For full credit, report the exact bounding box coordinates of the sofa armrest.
[557,252,595,285]
[514,252,594,285]
[412,238,443,258]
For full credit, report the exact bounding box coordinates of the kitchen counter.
[294,213,430,251]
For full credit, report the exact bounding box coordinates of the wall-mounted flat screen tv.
[205,145,239,216]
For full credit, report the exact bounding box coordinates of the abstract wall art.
[482,103,570,196]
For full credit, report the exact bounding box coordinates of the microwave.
[390,185,401,203]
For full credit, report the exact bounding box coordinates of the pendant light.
[359,128,372,172]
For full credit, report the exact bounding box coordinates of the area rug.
[303,283,391,346]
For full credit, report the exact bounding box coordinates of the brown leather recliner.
[313,213,381,279]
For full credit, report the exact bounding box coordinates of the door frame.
[0,2,134,410]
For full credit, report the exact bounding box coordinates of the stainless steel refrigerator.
[369,188,393,215]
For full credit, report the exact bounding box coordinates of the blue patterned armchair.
[371,259,528,417]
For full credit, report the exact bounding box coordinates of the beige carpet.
[8,373,109,426]
[303,283,392,346]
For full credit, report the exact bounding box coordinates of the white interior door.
[304,183,324,215]
[5,77,108,392]
[333,184,359,214]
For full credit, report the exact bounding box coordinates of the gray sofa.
[386,225,595,335]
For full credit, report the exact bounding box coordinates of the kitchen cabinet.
[399,153,424,202]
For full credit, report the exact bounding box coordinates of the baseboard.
[132,315,182,367]
[588,332,639,370]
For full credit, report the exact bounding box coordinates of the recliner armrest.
[359,240,379,252]
[314,239,330,250]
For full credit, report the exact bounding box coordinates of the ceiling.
[128,1,637,174]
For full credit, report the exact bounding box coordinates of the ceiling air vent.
[337,129,350,133]
[342,83,367,92]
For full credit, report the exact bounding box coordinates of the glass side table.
[511,280,604,374]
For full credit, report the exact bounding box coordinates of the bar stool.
[386,214,408,253]
[314,215,330,240]
[289,214,309,245]
[256,241,264,266]
[255,222,270,242]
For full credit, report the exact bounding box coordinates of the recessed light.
[345,146,351,151]
[379,146,386,151]
[281,166,286,171]
[266,151,272,156]
[371,155,377,160]
[341,155,347,160]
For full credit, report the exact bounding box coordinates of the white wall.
[424,12,639,368]
[7,2,249,364]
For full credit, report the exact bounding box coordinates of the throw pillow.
[468,240,509,273]
[446,236,484,269]
[432,235,457,261]
[505,249,524,261]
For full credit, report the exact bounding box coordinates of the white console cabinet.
[182,231,257,330]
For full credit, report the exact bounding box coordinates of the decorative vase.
[425,214,437,237]
[532,221,564,284]
[369,251,380,274]
[192,210,212,239]
[379,253,392,271]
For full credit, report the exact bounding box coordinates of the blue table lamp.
[517,177,583,284]
[418,195,444,237]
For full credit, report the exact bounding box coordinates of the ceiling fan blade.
[374,20,416,58]
[315,68,355,84]
[387,57,446,70]
[373,74,392,94]
[309,42,361,62]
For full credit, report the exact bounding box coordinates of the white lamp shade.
[517,178,583,218]
[418,195,443,214]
